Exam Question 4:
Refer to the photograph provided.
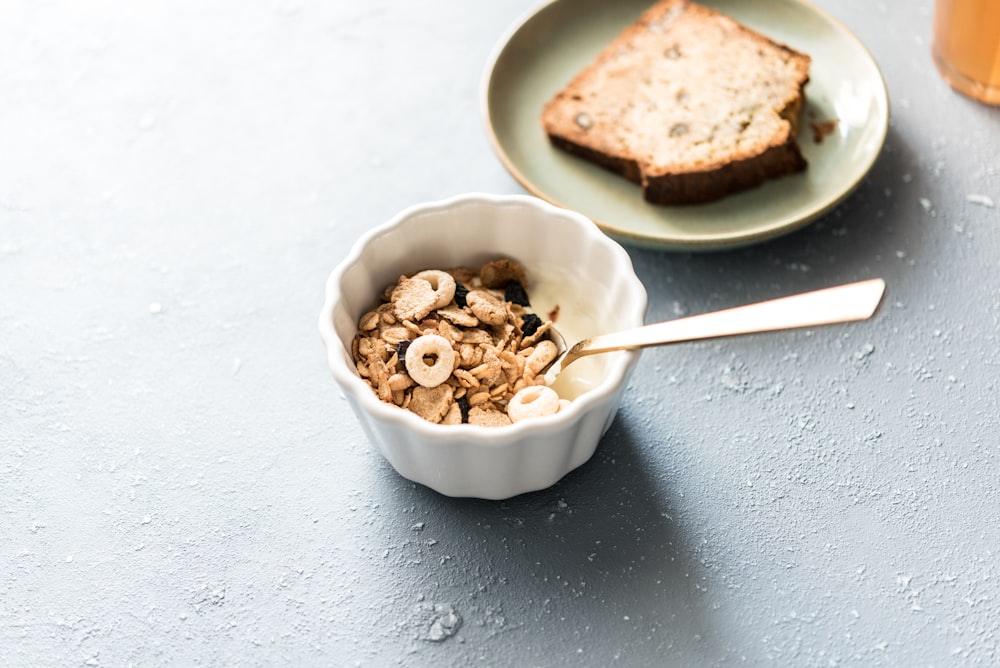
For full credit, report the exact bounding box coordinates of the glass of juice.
[932,0,1000,105]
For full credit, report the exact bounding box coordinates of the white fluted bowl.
[319,193,647,499]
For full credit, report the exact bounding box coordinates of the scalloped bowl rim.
[318,193,647,447]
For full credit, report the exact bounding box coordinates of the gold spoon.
[542,278,886,386]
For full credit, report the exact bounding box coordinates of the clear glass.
[932,0,1000,105]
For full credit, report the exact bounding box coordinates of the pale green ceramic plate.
[482,0,890,251]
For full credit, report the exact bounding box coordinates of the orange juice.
[932,0,1000,104]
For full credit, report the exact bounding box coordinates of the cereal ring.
[413,270,457,309]
[404,334,457,388]
[507,385,561,423]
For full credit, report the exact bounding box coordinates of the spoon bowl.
[542,278,886,386]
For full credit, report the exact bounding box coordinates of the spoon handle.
[563,278,886,366]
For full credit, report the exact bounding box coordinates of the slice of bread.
[541,0,811,205]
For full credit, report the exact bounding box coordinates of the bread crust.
[541,0,811,205]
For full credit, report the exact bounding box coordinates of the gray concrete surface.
[3,0,999,665]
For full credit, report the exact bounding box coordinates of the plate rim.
[480,0,891,251]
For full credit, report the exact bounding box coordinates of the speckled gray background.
[3,1,999,666]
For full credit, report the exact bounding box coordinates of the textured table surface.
[4,1,1000,666]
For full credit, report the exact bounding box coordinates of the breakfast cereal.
[352,258,570,426]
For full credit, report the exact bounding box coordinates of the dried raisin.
[454,283,469,308]
[520,313,542,337]
[397,340,411,374]
[504,281,531,307]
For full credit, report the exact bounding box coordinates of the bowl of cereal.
[319,193,647,499]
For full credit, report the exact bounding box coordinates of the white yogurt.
[527,264,617,401]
